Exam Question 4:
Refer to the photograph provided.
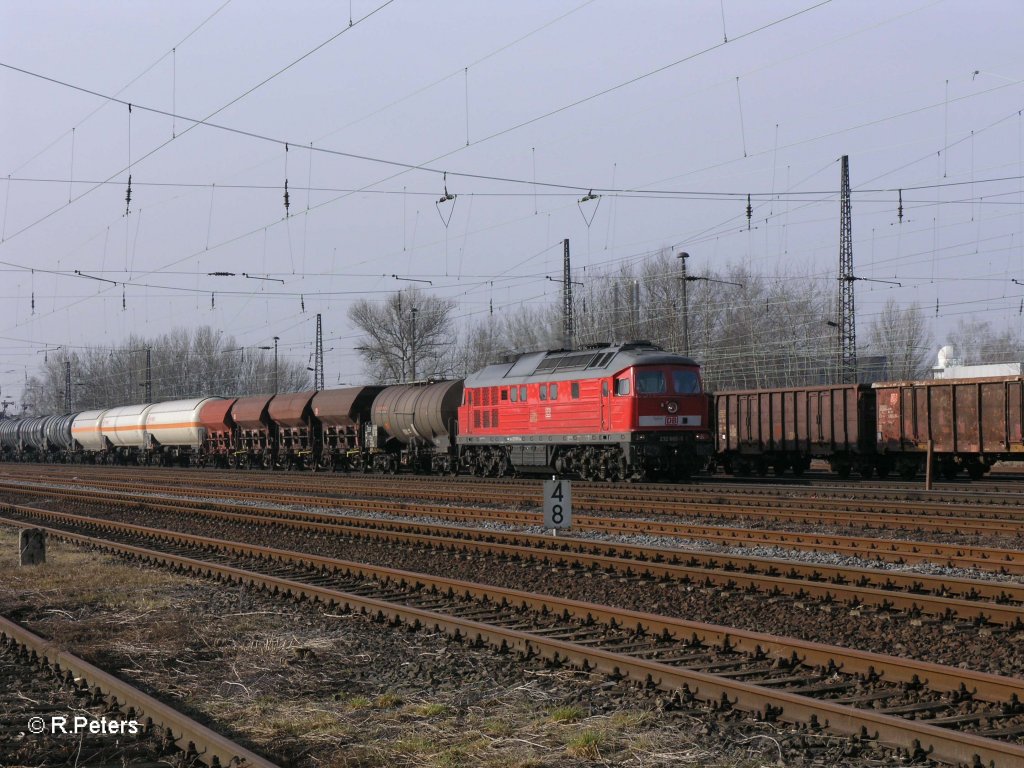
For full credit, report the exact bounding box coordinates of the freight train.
[0,341,713,481]
[4,340,1022,481]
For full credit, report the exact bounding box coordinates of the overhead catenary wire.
[6,2,1015,364]
[0,0,397,251]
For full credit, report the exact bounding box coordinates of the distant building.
[931,345,1022,379]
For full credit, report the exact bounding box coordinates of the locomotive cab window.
[615,378,630,396]
[571,382,580,399]
[519,385,527,402]
[501,389,508,401]
[672,370,701,394]
[539,384,547,401]
[510,387,518,403]
[550,383,558,400]
[635,370,666,394]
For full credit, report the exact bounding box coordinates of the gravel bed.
[0,527,909,768]
[21,498,1024,681]
[7,480,1020,584]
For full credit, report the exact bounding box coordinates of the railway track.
[10,462,1024,509]
[0,613,276,768]
[3,476,1023,577]
[0,512,1021,766]
[4,467,1024,540]
[3,492,1023,630]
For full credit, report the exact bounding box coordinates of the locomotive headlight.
[666,401,679,414]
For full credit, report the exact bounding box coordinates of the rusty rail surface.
[0,614,278,768]
[9,462,1024,510]
[1,476,1022,572]
[5,466,1024,531]
[1,491,1022,626]
[0,514,1021,766]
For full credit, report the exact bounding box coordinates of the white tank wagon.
[99,403,154,449]
[145,398,225,446]
[71,409,109,452]
[144,397,226,466]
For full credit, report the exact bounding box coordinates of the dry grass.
[0,523,829,767]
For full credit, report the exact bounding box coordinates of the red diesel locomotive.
[457,341,712,480]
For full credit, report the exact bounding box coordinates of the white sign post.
[543,476,572,533]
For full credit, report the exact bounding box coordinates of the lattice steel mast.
[563,238,573,350]
[314,313,325,391]
[838,155,857,383]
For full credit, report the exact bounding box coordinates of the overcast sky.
[2,0,1023,404]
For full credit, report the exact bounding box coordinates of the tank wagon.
[0,419,19,459]
[70,409,108,456]
[367,380,463,473]
[874,376,1024,479]
[43,414,76,459]
[714,384,881,478]
[459,341,712,480]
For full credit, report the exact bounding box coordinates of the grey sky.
[2,0,1023,404]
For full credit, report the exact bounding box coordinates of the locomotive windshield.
[672,370,701,394]
[634,368,702,395]
[635,370,666,394]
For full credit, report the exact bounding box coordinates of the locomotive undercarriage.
[460,438,705,481]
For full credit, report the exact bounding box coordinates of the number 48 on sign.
[543,477,572,530]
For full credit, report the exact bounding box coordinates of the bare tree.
[24,327,310,414]
[350,288,457,383]
[867,299,932,379]
[947,318,1023,365]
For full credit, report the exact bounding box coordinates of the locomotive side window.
[672,370,701,394]
[571,382,580,399]
[550,383,558,400]
[539,384,547,401]
[510,387,518,403]
[636,370,666,394]
[615,378,630,396]
[519,385,527,402]
[501,389,508,401]
[602,381,609,396]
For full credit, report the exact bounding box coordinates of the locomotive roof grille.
[534,351,602,373]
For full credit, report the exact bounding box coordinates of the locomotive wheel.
[494,454,509,478]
